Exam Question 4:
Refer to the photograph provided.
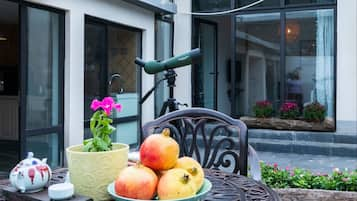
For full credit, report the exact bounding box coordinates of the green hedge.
[261,162,357,191]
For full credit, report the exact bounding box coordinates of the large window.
[235,4,336,128]
[84,16,141,146]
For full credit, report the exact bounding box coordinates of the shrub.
[261,162,357,191]
[279,102,299,119]
[303,102,326,122]
[253,100,274,118]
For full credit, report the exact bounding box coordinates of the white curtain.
[315,9,334,117]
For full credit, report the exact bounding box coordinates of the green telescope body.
[135,48,201,74]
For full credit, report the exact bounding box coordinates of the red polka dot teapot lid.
[20,152,45,167]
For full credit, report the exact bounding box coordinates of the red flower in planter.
[279,102,299,119]
[253,100,274,118]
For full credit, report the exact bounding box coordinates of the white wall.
[26,0,156,147]
[337,0,357,122]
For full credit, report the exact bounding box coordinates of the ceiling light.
[0,37,7,41]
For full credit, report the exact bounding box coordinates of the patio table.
[0,168,280,201]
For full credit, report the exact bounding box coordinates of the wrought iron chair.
[142,108,259,177]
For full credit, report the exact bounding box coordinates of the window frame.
[83,15,143,145]
[19,1,66,166]
[191,0,337,131]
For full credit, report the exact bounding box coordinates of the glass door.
[20,5,64,167]
[192,19,217,109]
[84,16,142,147]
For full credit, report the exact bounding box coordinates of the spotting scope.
[135,48,201,74]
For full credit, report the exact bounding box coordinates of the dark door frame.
[191,18,218,110]
[18,1,65,165]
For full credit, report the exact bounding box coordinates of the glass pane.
[285,9,335,119]
[84,23,106,120]
[236,13,281,116]
[26,133,59,168]
[286,0,335,5]
[194,22,216,109]
[26,7,60,129]
[107,26,140,118]
[193,0,231,12]
[155,20,172,117]
[113,121,138,146]
[238,0,280,7]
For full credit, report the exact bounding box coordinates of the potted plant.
[280,102,299,119]
[303,102,326,122]
[66,97,129,201]
[253,100,274,118]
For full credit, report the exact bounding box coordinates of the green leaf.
[94,136,110,151]
[83,140,93,152]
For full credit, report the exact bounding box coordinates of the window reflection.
[26,8,60,129]
[285,9,335,118]
[238,0,280,7]
[286,0,335,5]
[236,13,281,116]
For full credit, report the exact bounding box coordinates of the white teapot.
[9,152,52,193]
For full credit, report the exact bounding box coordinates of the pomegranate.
[174,157,205,191]
[157,168,197,200]
[140,128,179,170]
[114,164,158,200]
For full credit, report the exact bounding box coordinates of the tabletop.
[0,168,280,201]
[204,169,280,201]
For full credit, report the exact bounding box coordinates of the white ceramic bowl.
[48,183,74,200]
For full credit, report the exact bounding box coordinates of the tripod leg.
[159,101,169,116]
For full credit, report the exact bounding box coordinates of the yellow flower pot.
[66,143,129,201]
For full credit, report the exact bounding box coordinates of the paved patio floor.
[257,151,357,174]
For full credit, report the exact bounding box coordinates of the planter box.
[240,116,335,131]
[275,188,357,201]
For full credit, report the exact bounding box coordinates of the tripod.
[139,69,187,116]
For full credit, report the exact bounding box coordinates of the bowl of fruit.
[107,178,211,201]
[107,129,212,201]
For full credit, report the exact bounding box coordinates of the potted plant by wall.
[253,100,274,118]
[66,97,129,201]
[280,102,300,120]
[303,102,326,122]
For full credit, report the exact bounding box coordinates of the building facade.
[0,0,356,173]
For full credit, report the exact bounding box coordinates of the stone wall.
[275,188,357,201]
[241,116,335,132]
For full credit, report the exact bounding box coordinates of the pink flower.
[90,97,122,116]
[90,99,101,111]
[342,177,350,183]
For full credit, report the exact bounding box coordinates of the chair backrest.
[141,108,248,176]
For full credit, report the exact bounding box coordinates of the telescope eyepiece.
[134,57,146,67]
